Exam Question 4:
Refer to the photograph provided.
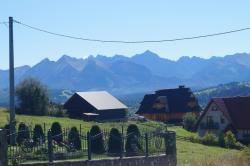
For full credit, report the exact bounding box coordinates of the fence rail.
[5,127,176,165]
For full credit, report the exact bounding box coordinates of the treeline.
[195,82,250,107]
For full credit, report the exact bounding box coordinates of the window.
[211,105,218,111]
[206,116,213,125]
[220,117,225,124]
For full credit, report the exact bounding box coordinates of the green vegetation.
[182,113,197,131]
[195,81,250,107]
[16,78,50,115]
[33,124,45,145]
[90,125,105,154]
[108,128,122,154]
[68,127,81,150]
[51,122,63,143]
[125,124,142,156]
[224,131,237,148]
[0,108,242,165]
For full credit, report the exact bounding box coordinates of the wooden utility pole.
[9,16,16,145]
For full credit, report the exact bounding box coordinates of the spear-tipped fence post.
[80,124,82,136]
[87,131,92,160]
[120,135,124,159]
[145,133,149,157]
[47,129,53,162]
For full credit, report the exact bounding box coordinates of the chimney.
[179,85,185,89]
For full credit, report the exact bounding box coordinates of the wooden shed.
[136,86,201,123]
[64,91,128,121]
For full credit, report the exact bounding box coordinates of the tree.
[224,131,237,148]
[108,128,122,155]
[183,113,197,131]
[68,127,81,151]
[125,124,142,156]
[89,125,105,154]
[51,122,63,143]
[16,122,30,145]
[33,124,45,145]
[16,78,49,115]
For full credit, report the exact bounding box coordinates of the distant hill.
[195,82,250,107]
[1,51,250,95]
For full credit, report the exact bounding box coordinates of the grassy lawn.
[176,140,239,166]
[0,108,163,132]
[0,108,241,166]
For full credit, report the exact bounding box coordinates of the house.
[64,91,128,121]
[135,86,201,123]
[196,96,250,142]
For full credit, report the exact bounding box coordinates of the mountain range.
[1,50,250,95]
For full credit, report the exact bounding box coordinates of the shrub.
[89,125,105,154]
[108,128,122,155]
[183,113,197,131]
[201,132,218,146]
[189,135,201,143]
[33,124,45,145]
[48,102,67,117]
[68,127,81,151]
[51,122,63,143]
[16,122,30,145]
[224,131,237,148]
[16,78,49,116]
[125,124,142,156]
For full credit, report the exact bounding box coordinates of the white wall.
[198,102,229,137]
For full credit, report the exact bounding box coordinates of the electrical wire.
[12,19,250,44]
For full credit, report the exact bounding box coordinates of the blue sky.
[1,0,250,69]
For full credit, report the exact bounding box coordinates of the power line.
[13,19,250,44]
[0,21,8,24]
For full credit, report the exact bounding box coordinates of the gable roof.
[196,96,250,130]
[75,91,127,110]
[136,86,201,114]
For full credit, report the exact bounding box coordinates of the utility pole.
[9,16,16,145]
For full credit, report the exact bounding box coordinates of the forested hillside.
[195,82,250,107]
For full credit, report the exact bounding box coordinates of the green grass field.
[0,108,241,166]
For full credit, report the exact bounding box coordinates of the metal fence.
[6,127,176,165]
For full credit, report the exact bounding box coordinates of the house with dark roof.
[64,91,128,121]
[135,86,201,123]
[196,96,250,142]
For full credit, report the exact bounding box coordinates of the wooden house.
[136,86,201,123]
[196,96,250,142]
[64,91,128,121]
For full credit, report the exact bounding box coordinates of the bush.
[16,122,30,145]
[89,125,105,154]
[16,78,49,116]
[108,128,122,154]
[125,124,142,156]
[183,113,197,131]
[48,102,67,117]
[189,135,201,143]
[33,124,45,145]
[68,127,81,151]
[51,122,63,143]
[224,131,237,148]
[201,132,218,146]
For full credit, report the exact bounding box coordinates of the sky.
[1,0,250,69]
